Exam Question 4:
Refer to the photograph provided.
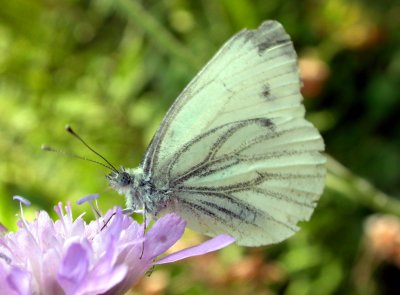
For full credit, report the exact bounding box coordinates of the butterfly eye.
[116,171,132,187]
[107,171,133,190]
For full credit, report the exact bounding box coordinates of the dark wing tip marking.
[251,21,292,55]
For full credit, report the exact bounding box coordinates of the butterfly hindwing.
[158,117,325,245]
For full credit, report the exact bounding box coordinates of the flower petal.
[76,237,128,295]
[41,248,64,295]
[0,261,16,295]
[156,234,235,264]
[57,240,91,293]
[0,223,8,233]
[6,265,32,295]
[143,214,186,260]
[79,264,128,295]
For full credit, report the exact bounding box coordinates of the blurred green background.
[1,0,400,294]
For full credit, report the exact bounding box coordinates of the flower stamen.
[12,196,39,248]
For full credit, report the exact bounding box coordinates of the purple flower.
[0,195,235,294]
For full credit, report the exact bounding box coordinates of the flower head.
[365,214,400,267]
[0,195,235,294]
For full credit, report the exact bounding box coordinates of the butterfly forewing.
[141,21,325,246]
[143,21,305,176]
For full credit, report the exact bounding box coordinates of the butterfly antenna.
[65,125,119,173]
[41,144,116,172]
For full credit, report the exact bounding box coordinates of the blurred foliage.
[1,0,400,294]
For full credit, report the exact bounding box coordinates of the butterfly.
[107,20,326,246]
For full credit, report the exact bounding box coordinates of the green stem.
[326,154,400,216]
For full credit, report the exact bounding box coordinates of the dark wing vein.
[176,191,298,233]
[166,118,275,183]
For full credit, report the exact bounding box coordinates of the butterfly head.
[107,168,133,193]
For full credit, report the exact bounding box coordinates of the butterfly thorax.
[107,167,171,217]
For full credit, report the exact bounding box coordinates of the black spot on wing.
[262,83,270,96]
[260,83,274,101]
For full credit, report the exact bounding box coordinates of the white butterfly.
[107,20,326,246]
